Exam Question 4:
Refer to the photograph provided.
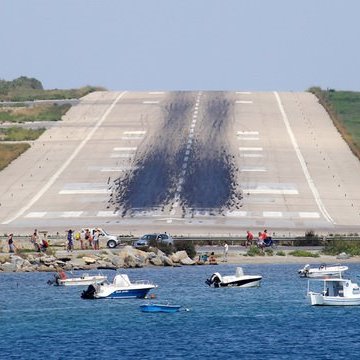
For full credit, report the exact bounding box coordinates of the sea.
[1,263,360,360]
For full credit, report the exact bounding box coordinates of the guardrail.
[1,235,360,247]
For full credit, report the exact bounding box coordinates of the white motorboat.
[81,273,157,299]
[298,263,348,278]
[49,271,107,286]
[308,278,360,306]
[206,267,262,288]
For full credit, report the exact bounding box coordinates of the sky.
[1,0,360,91]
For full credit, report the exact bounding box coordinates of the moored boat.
[307,278,360,306]
[140,303,181,313]
[298,263,348,278]
[81,274,157,299]
[48,271,107,286]
[206,267,262,288]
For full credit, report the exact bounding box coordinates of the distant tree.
[12,76,43,90]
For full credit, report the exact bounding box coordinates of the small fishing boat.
[48,271,107,286]
[298,263,348,278]
[205,267,262,288]
[81,273,157,299]
[307,278,360,306]
[140,303,181,313]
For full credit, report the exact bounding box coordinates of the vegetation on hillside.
[0,103,70,123]
[0,143,30,170]
[0,76,104,170]
[0,127,46,141]
[308,87,360,159]
[0,76,105,101]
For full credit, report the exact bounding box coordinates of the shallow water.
[1,264,360,359]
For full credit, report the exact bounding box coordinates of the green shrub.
[276,250,286,256]
[323,240,360,256]
[174,240,196,259]
[288,250,319,258]
[264,248,273,256]
[247,246,264,257]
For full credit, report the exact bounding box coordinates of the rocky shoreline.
[0,246,197,273]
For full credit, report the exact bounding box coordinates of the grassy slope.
[308,87,360,159]
[0,143,30,170]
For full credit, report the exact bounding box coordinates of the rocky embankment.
[0,246,196,272]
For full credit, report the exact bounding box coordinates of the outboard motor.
[81,284,97,299]
[205,273,222,287]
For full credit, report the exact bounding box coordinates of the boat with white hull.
[206,267,262,288]
[49,272,107,286]
[308,278,360,306]
[81,274,157,299]
[298,264,348,278]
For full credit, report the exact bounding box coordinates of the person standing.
[67,229,74,252]
[8,233,16,253]
[223,242,229,262]
[93,229,100,250]
[31,229,40,252]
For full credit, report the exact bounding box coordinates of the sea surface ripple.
[1,263,360,359]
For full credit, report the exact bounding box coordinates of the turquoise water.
[1,263,360,359]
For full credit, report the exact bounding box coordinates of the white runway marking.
[245,188,298,195]
[25,212,46,218]
[237,137,260,141]
[97,211,119,217]
[239,147,263,151]
[240,154,264,158]
[236,91,252,95]
[100,166,135,172]
[236,100,253,104]
[274,92,334,224]
[299,212,320,218]
[120,136,143,140]
[2,91,127,225]
[148,92,164,95]
[263,211,283,218]
[110,153,133,158]
[142,101,159,104]
[237,131,259,135]
[113,147,137,151]
[60,211,83,218]
[240,167,267,172]
[59,189,110,195]
[226,211,247,217]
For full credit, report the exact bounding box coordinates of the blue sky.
[1,0,359,91]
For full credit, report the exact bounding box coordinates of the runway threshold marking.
[2,91,127,225]
[274,92,334,224]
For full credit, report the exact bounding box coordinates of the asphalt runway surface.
[1,91,360,237]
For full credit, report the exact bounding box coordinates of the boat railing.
[133,280,153,285]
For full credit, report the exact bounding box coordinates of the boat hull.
[219,277,262,288]
[95,288,152,299]
[58,276,107,286]
[309,292,360,306]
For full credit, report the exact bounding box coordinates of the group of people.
[66,228,101,252]
[30,229,49,253]
[246,229,273,251]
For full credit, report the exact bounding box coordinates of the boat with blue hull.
[140,304,181,313]
[81,274,157,299]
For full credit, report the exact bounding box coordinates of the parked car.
[133,233,174,248]
[80,228,121,249]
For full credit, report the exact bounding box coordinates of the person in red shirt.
[245,230,254,247]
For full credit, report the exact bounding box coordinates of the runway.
[1,90,360,236]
